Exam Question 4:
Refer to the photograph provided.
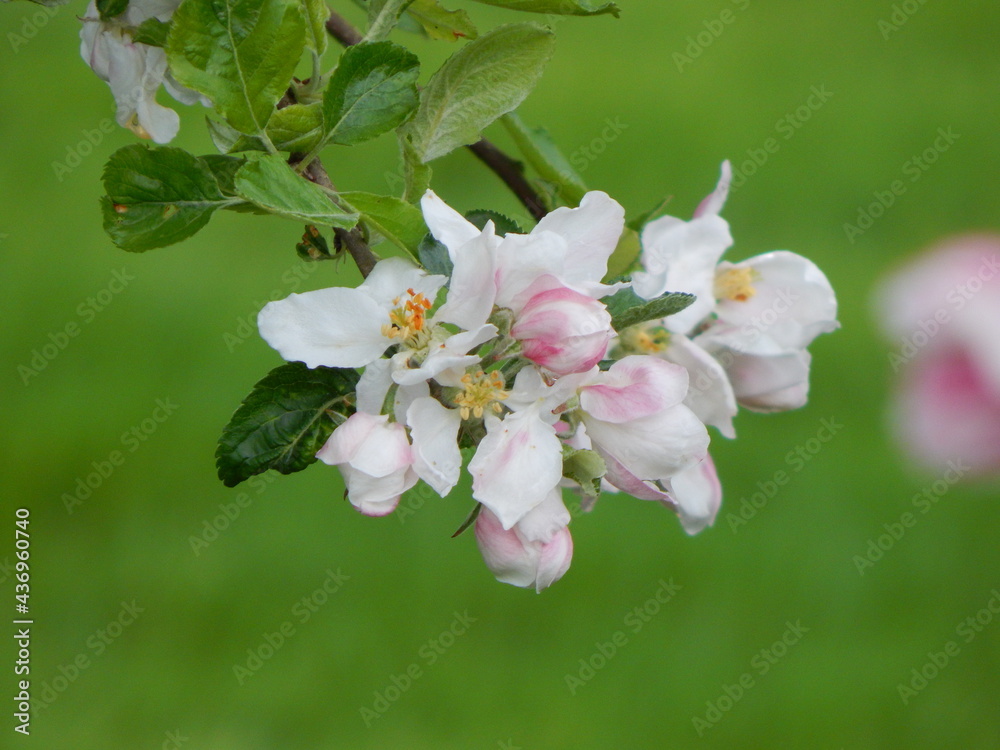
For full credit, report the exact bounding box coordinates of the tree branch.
[324,8,549,221]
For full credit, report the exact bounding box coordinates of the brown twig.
[324,8,549,221]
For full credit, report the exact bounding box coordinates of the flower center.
[714,267,757,302]
[453,370,509,420]
[382,288,434,348]
[618,324,671,354]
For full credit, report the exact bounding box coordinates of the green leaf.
[602,288,696,332]
[199,154,245,195]
[166,0,306,137]
[500,112,587,206]
[400,23,555,163]
[319,41,420,150]
[406,0,478,41]
[296,225,335,261]
[132,17,170,46]
[366,0,414,41]
[97,0,128,19]
[400,134,432,202]
[464,209,523,235]
[100,145,236,252]
[268,102,324,153]
[606,226,640,279]
[417,234,452,276]
[339,191,426,256]
[302,0,329,55]
[206,118,269,154]
[469,0,619,16]
[216,362,359,487]
[562,447,605,500]
[233,153,358,227]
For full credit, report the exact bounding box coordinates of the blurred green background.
[2,1,1000,747]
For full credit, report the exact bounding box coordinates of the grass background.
[2,0,999,747]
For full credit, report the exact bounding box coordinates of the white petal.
[494,231,569,311]
[583,404,709,482]
[692,160,732,219]
[392,324,497,387]
[531,191,625,287]
[662,335,737,438]
[357,359,394,415]
[668,455,722,535]
[437,226,499,330]
[339,465,415,516]
[516,488,571,544]
[407,397,462,497]
[724,350,812,413]
[258,287,386,368]
[469,407,563,529]
[318,413,412,478]
[360,256,446,310]
[421,190,482,258]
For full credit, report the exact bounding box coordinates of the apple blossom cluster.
[256,165,839,591]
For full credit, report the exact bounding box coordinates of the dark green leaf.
[132,17,170,46]
[464,209,523,235]
[320,41,420,148]
[167,0,306,136]
[602,287,696,332]
[400,23,555,162]
[199,154,245,195]
[233,153,358,226]
[418,234,453,276]
[216,362,359,487]
[296,225,335,261]
[97,0,128,19]
[100,145,235,251]
[469,0,619,16]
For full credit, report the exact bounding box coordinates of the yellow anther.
[453,370,509,421]
[381,289,434,345]
[618,325,670,355]
[714,267,758,303]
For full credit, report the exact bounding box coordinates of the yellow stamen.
[618,325,670,355]
[453,370,509,421]
[714,267,757,302]
[381,288,434,346]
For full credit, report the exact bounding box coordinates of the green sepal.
[562,446,606,500]
[216,362,360,487]
[97,0,128,19]
[464,209,523,235]
[132,17,170,46]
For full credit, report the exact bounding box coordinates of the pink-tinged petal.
[580,356,689,423]
[421,190,482,258]
[469,407,563,529]
[512,284,612,375]
[318,413,412,477]
[692,160,732,219]
[494,231,569,310]
[531,191,625,287]
[474,507,573,592]
[668,454,722,535]
[583,403,709,481]
[893,345,1000,476]
[338,465,415,516]
[258,287,386,368]
[633,213,733,334]
[359,256,446,310]
[703,251,839,356]
[437,225,499,330]
[600,450,676,507]
[723,349,811,413]
[516,489,571,544]
[406,397,462,497]
[662,335,737,438]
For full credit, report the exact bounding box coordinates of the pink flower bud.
[474,508,573,593]
[511,285,612,375]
